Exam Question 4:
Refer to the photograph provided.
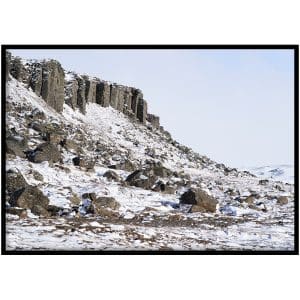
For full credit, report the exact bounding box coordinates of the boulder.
[180,188,218,213]
[108,160,136,172]
[69,192,81,206]
[6,135,28,158]
[125,169,157,190]
[9,186,50,216]
[277,196,289,206]
[145,160,171,177]
[6,207,28,218]
[93,196,120,211]
[60,139,79,152]
[259,179,269,185]
[6,169,29,195]
[103,170,121,182]
[47,205,62,216]
[32,170,44,181]
[244,196,255,205]
[72,156,95,170]
[152,180,176,194]
[28,142,61,163]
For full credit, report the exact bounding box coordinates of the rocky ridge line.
[6,51,160,128]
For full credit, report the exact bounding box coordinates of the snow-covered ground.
[243,165,294,184]
[5,77,295,251]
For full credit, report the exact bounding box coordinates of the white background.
[0,1,299,299]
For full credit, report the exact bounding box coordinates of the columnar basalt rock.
[40,60,65,113]
[75,75,87,114]
[10,56,30,85]
[84,76,98,103]
[8,52,159,127]
[147,114,160,128]
[131,89,143,116]
[6,51,11,81]
[137,98,148,124]
[95,81,110,107]
[28,63,43,96]
[110,84,120,109]
[65,76,78,109]
[8,55,65,113]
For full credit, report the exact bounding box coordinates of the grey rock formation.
[6,51,11,81]
[147,114,160,128]
[84,76,98,103]
[137,98,148,124]
[96,81,110,107]
[75,75,86,113]
[40,60,65,112]
[9,57,65,113]
[65,74,78,109]
[8,54,161,126]
[10,56,30,85]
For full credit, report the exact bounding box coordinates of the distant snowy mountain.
[243,165,294,184]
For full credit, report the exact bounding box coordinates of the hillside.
[4,53,295,251]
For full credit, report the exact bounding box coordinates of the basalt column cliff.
[6,52,160,128]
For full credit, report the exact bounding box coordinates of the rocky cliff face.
[7,52,159,127]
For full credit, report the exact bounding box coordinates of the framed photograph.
[2,45,298,254]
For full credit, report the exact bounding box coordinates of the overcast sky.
[10,49,294,168]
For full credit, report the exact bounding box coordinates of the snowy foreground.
[5,78,295,251]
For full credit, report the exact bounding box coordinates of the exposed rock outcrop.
[7,51,158,126]
[8,54,65,113]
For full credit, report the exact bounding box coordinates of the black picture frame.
[1,44,299,255]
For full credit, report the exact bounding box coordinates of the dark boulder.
[144,160,172,178]
[276,196,289,206]
[180,188,218,213]
[6,207,28,218]
[93,196,120,211]
[147,114,160,128]
[9,186,50,216]
[103,170,121,182]
[6,135,28,158]
[108,160,136,172]
[259,179,269,185]
[125,169,157,190]
[28,142,61,163]
[72,156,95,170]
[6,169,29,196]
